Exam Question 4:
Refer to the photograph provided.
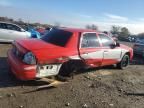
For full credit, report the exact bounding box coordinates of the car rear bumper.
[7,49,36,80]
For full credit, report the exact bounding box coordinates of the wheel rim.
[122,56,129,67]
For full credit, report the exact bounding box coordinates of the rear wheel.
[117,54,130,69]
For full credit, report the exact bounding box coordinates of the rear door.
[98,34,122,66]
[79,32,103,67]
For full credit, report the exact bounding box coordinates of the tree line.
[0,16,52,29]
[86,24,144,40]
[1,16,144,39]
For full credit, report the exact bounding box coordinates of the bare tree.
[110,25,121,34]
[86,24,98,30]
[54,22,61,27]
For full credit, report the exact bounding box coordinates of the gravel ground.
[0,42,144,108]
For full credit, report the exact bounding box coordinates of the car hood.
[16,39,72,62]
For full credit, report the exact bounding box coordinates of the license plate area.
[36,64,61,78]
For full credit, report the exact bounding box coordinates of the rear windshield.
[41,28,73,47]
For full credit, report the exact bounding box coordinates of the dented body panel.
[7,28,133,80]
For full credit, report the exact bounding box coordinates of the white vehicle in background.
[0,22,31,42]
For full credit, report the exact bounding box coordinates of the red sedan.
[7,28,133,80]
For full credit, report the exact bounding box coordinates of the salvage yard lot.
[0,42,144,108]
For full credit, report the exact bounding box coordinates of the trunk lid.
[15,39,75,62]
[16,39,59,50]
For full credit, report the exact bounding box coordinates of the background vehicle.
[40,27,52,37]
[0,22,31,42]
[7,28,133,80]
[127,35,136,42]
[36,27,46,35]
[133,40,144,56]
[26,26,41,38]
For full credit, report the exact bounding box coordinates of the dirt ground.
[0,42,144,108]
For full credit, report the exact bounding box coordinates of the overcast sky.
[1,0,144,34]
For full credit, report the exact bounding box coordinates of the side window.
[0,23,7,29]
[6,24,21,31]
[0,23,3,29]
[81,33,100,48]
[99,34,114,47]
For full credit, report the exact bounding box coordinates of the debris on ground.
[109,104,114,107]
[19,105,24,108]
[65,102,70,106]
[37,78,68,90]
[88,83,95,88]
[82,104,88,108]
[7,93,16,97]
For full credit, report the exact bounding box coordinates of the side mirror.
[110,41,120,49]
[116,41,120,47]
[110,43,116,49]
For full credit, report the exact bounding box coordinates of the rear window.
[6,24,21,31]
[41,28,73,47]
[0,23,7,29]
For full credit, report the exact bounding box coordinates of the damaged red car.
[7,28,133,80]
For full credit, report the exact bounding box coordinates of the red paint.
[101,59,118,66]
[79,48,103,67]
[15,37,79,63]
[7,50,36,80]
[36,28,46,34]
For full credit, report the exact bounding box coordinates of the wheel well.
[58,60,85,76]
[125,52,130,57]
[61,60,85,69]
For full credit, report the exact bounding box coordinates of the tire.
[117,54,130,69]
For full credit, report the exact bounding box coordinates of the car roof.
[0,21,23,29]
[0,21,19,26]
[60,27,101,33]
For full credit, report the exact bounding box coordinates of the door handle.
[104,50,108,52]
[83,52,89,54]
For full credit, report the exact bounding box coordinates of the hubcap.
[122,56,129,67]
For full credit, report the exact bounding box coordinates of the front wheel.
[117,54,130,69]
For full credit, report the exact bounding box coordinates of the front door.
[98,34,121,66]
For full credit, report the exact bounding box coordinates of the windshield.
[41,28,73,47]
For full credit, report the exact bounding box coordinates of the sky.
[0,0,144,34]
